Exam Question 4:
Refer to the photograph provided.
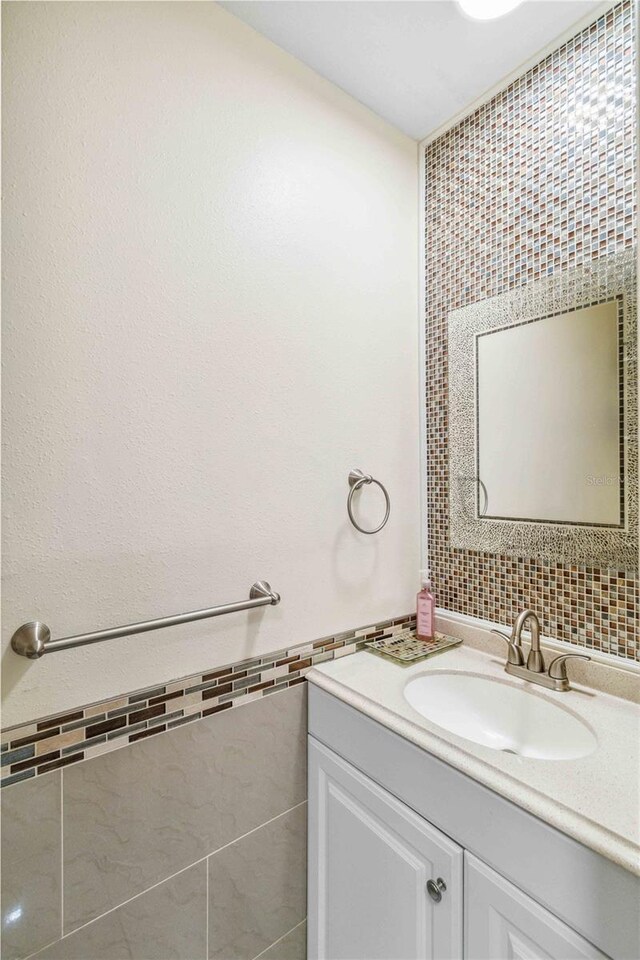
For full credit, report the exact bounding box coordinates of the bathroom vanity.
[306,643,640,960]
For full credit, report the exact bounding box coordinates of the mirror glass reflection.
[476,300,622,528]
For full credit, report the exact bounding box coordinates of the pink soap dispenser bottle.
[416,571,435,642]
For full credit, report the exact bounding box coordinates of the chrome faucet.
[514,609,544,673]
[492,609,590,692]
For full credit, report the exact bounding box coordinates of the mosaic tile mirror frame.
[448,249,637,569]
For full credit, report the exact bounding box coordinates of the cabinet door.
[308,737,463,960]
[465,853,610,960]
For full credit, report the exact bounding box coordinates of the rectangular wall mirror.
[449,250,637,569]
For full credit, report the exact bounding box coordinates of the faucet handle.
[548,653,591,682]
[491,629,525,666]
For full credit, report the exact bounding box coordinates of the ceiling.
[219,1,607,140]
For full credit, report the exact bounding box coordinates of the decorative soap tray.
[365,629,462,665]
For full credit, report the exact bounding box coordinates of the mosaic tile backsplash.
[424,1,638,660]
[0,613,415,787]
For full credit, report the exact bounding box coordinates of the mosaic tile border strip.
[0,612,415,788]
[424,0,639,660]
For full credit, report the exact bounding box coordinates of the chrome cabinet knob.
[426,877,447,903]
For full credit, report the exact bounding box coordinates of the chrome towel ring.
[347,469,391,534]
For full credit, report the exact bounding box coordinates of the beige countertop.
[307,641,640,876]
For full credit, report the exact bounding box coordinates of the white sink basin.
[403,671,597,760]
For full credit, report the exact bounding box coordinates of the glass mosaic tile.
[424,0,638,661]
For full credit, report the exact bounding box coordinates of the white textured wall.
[2,2,419,726]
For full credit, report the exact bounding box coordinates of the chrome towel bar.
[10,581,281,659]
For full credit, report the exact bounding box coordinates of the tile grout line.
[251,919,307,960]
[60,769,64,939]
[26,799,308,955]
[206,799,308,862]
[205,853,209,960]
[24,932,67,960]
[26,855,212,956]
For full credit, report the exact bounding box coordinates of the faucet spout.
[499,609,584,691]
[514,609,544,673]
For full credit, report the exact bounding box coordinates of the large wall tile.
[64,686,306,930]
[208,803,307,960]
[260,922,307,960]
[33,860,206,960]
[1,772,61,959]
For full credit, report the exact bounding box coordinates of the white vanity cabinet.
[464,854,607,960]
[309,739,607,960]
[308,739,463,960]
[308,685,640,960]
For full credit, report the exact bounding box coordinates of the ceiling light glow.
[458,0,525,20]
